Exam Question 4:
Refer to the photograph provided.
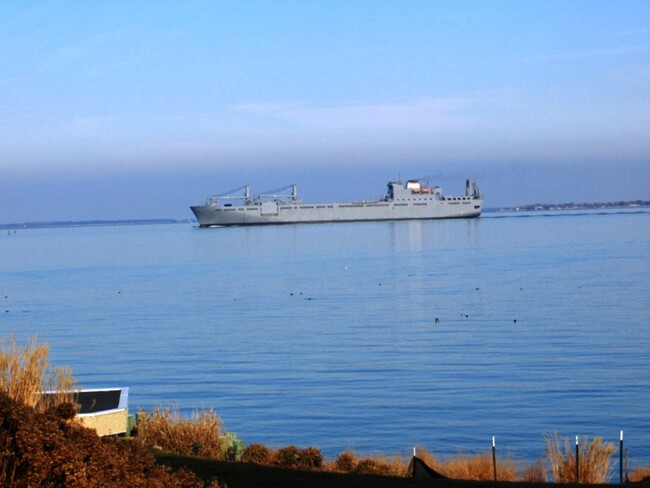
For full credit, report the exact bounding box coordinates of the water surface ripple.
[2,210,649,466]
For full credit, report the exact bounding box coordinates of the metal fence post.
[620,430,624,485]
[576,435,580,484]
[492,436,497,481]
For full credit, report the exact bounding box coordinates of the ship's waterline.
[191,178,482,227]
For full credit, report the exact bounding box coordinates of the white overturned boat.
[191,178,482,227]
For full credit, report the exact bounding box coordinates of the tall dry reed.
[0,335,48,407]
[136,405,225,459]
[0,335,77,410]
[545,433,616,483]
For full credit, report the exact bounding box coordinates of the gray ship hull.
[191,179,483,227]
[191,199,481,226]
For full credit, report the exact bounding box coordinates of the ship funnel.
[466,179,481,198]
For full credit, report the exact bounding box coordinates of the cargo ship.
[190,178,482,227]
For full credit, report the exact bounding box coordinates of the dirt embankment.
[154,450,638,488]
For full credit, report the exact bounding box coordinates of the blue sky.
[1,1,649,222]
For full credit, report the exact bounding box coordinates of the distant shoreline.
[492,200,650,213]
[0,219,191,231]
[2,201,649,230]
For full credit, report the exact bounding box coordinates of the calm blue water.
[2,210,649,468]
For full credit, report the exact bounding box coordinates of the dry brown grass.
[328,450,407,476]
[361,454,408,476]
[330,448,519,480]
[521,459,547,482]
[0,335,48,407]
[0,335,77,411]
[630,466,650,482]
[423,450,517,481]
[416,447,529,481]
[136,405,225,459]
[545,433,616,483]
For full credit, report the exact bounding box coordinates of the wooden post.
[576,436,580,484]
[492,436,497,481]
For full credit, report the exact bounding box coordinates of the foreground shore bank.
[153,450,645,488]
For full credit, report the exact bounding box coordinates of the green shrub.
[221,431,244,461]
